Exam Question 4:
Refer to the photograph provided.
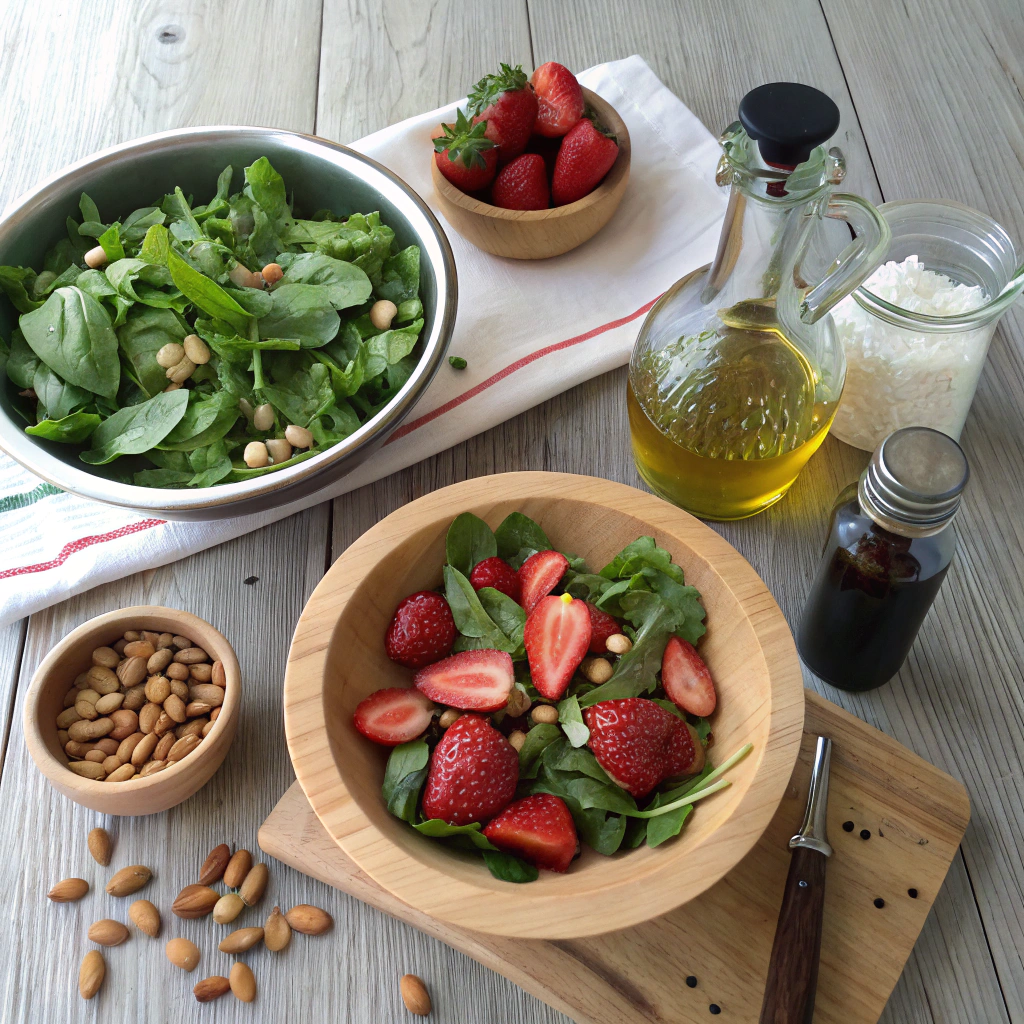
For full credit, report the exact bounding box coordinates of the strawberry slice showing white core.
[524,593,592,700]
[414,648,515,712]
[352,686,435,746]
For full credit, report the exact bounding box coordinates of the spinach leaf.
[262,360,334,427]
[32,363,92,420]
[364,319,422,374]
[481,850,538,883]
[517,723,561,778]
[163,186,203,242]
[79,193,102,230]
[443,565,504,640]
[25,411,100,443]
[159,389,240,450]
[117,306,187,398]
[445,512,497,575]
[257,283,341,347]
[6,330,41,389]
[557,695,590,748]
[495,512,551,565]
[97,222,126,262]
[309,402,361,445]
[376,246,420,305]
[81,388,189,464]
[413,819,496,850]
[382,739,430,823]
[20,286,120,398]
[0,266,42,313]
[476,588,526,652]
[244,156,289,225]
[134,467,193,487]
[187,441,233,487]
[276,252,373,310]
[644,798,693,848]
[121,206,165,243]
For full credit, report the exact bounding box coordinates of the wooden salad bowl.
[25,607,241,815]
[431,88,631,259]
[283,473,804,939]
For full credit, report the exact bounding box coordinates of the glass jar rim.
[852,199,1023,332]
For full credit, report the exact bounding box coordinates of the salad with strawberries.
[352,511,752,882]
[433,62,620,211]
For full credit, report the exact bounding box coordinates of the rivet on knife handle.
[758,736,832,1024]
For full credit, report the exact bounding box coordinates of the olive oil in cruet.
[628,84,890,520]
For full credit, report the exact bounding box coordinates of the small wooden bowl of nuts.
[24,606,240,815]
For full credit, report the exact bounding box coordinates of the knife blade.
[758,735,833,1024]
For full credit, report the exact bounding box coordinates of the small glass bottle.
[797,426,968,691]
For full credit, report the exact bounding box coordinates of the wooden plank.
[260,690,970,1024]
[0,621,27,767]
[814,0,1024,1015]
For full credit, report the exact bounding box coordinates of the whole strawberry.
[491,153,550,211]
[551,118,619,206]
[467,63,538,163]
[385,591,457,668]
[433,108,498,192]
[469,556,522,602]
[421,714,519,826]
[584,698,697,798]
[530,62,585,137]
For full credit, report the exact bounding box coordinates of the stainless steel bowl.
[0,126,457,521]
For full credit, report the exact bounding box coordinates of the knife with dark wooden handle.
[759,736,833,1024]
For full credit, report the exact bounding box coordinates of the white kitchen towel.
[0,55,726,626]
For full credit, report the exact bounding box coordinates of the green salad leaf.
[445,512,497,576]
[81,389,188,464]
[382,739,430,823]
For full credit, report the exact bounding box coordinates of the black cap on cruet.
[739,83,840,169]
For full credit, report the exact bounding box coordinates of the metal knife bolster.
[789,737,833,857]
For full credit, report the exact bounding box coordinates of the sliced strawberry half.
[661,637,717,717]
[422,714,519,825]
[586,602,621,654]
[518,549,569,614]
[469,556,521,603]
[414,649,514,712]
[584,698,697,798]
[483,794,579,872]
[352,687,434,747]
[524,594,592,701]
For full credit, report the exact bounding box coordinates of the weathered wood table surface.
[2,2,1022,1021]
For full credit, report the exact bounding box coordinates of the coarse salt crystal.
[830,256,989,451]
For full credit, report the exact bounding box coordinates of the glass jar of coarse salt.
[829,200,1024,452]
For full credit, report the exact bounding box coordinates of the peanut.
[85,750,107,764]
[56,707,82,729]
[157,632,175,649]
[174,646,209,665]
[91,646,120,669]
[123,684,148,711]
[183,334,210,364]
[147,647,174,674]
[123,631,142,641]
[168,734,200,761]
[530,704,558,725]
[176,717,207,739]
[123,640,155,659]
[116,732,145,762]
[153,733,175,761]
[156,342,185,368]
[169,678,190,700]
[139,759,168,777]
[116,657,148,688]
[284,423,313,448]
[438,709,461,728]
[266,437,293,463]
[580,656,613,684]
[74,699,99,721]
[106,763,137,782]
[167,662,190,680]
[68,718,114,742]
[130,732,159,766]
[145,675,171,704]
[164,693,187,723]
[95,692,124,715]
[189,683,224,707]
[109,709,139,741]
[211,661,226,687]
[189,662,213,682]
[69,760,106,779]
[139,702,163,733]
[605,633,633,655]
[166,356,196,384]
[101,755,122,774]
[369,299,398,330]
[86,665,120,694]
[508,729,526,752]
[172,634,192,649]
[261,262,283,285]
[94,737,119,755]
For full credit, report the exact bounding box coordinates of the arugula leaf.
[382,739,430,823]
[445,512,497,575]
[20,286,120,398]
[557,695,590,748]
[81,389,189,464]
[481,850,538,883]
[25,411,100,443]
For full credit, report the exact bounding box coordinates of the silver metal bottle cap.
[858,427,969,537]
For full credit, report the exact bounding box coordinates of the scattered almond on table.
[56,629,227,781]
[400,974,432,1016]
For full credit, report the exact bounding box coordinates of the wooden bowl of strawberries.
[430,62,630,259]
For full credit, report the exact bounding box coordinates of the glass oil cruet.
[627,83,891,520]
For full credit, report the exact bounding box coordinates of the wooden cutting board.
[259,690,969,1024]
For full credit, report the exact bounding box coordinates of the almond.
[194,975,230,1003]
[167,662,190,680]
[164,693,187,723]
[130,732,158,767]
[116,656,148,688]
[189,683,224,707]
[190,662,213,682]
[47,877,89,902]
[123,639,155,659]
[186,700,214,717]
[153,733,175,761]
[172,883,219,918]
[211,660,226,687]
[88,918,130,946]
[69,760,106,779]
[239,862,269,907]
[223,849,252,889]
[91,646,120,669]
[263,906,291,951]
[106,762,137,782]
[174,646,209,665]
[147,648,174,674]
[79,950,105,999]
[199,843,231,885]
[400,974,432,1016]
[139,758,168,777]
[219,926,264,953]
[212,893,245,924]
[285,904,333,935]
[165,936,201,971]
[106,864,152,897]
[129,899,161,937]
[229,962,257,1003]
[168,733,200,761]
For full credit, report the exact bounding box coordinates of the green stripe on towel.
[0,482,62,513]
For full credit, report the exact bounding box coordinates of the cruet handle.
[800,193,891,324]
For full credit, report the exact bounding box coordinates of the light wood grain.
[285,473,805,938]
[431,89,631,259]
[263,690,971,1024]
